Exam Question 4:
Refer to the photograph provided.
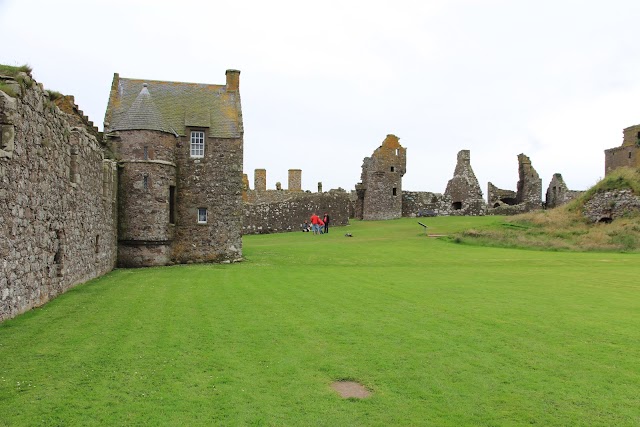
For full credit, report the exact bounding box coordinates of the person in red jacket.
[310,213,320,235]
[318,218,325,234]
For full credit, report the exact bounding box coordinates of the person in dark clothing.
[323,213,330,234]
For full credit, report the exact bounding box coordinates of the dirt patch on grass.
[331,381,371,399]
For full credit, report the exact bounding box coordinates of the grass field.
[1,217,639,426]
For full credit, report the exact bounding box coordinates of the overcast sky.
[2,0,640,195]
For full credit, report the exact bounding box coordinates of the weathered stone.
[355,134,406,220]
[545,173,584,209]
[604,124,640,175]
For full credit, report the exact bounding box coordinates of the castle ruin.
[604,124,640,175]
[355,134,406,220]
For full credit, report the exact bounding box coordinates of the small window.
[396,148,400,156]
[390,166,395,172]
[169,186,176,224]
[95,235,100,253]
[190,131,205,157]
[143,146,148,160]
[197,208,208,224]
[629,152,632,159]
[392,187,397,196]
[143,174,149,190]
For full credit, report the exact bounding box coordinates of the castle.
[0,69,245,321]
[1,65,637,322]
[104,70,244,267]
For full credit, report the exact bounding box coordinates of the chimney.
[226,69,240,92]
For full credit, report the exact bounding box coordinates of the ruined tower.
[443,150,486,215]
[604,124,640,175]
[288,169,302,191]
[355,134,406,220]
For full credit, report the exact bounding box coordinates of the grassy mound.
[0,63,33,97]
[451,167,640,252]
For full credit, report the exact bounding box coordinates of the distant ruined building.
[545,173,584,209]
[355,134,406,220]
[488,154,542,214]
[443,150,486,215]
[604,124,640,175]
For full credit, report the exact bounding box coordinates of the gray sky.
[2,0,640,195]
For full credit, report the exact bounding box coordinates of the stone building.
[0,71,117,322]
[545,173,584,209]
[103,70,244,267]
[355,134,406,220]
[443,150,486,215]
[604,124,640,175]
[488,153,542,214]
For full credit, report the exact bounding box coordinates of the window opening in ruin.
[95,235,100,253]
[197,208,208,224]
[144,146,148,160]
[392,187,397,196]
[70,147,78,183]
[395,148,400,155]
[169,186,176,224]
[391,166,395,172]
[190,131,205,157]
[54,230,64,277]
[143,174,149,190]
[629,152,632,159]
[452,202,462,210]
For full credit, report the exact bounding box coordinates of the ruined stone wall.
[443,150,486,215]
[254,168,266,191]
[605,124,640,175]
[545,173,584,209]
[243,191,350,234]
[288,169,302,191]
[173,135,243,263]
[0,77,117,322]
[583,189,640,223]
[402,192,449,216]
[516,153,542,208]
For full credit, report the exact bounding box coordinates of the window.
[190,131,205,157]
[143,174,149,190]
[197,208,208,224]
[392,187,397,196]
[143,146,148,160]
[390,166,395,172]
[169,186,176,224]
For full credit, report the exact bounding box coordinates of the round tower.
[108,83,178,267]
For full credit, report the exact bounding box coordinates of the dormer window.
[190,131,205,158]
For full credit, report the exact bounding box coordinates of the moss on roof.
[105,75,243,138]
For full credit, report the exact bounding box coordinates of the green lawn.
[1,217,639,426]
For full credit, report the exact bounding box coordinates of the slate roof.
[104,74,243,138]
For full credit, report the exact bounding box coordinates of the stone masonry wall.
[0,76,117,322]
[583,189,640,223]
[173,135,243,263]
[545,173,584,209]
[243,191,350,234]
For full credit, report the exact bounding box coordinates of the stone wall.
[443,150,486,215]
[604,124,640,175]
[173,135,244,263]
[243,191,350,234]
[582,189,640,223]
[545,173,584,209]
[0,75,117,322]
[487,153,542,215]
